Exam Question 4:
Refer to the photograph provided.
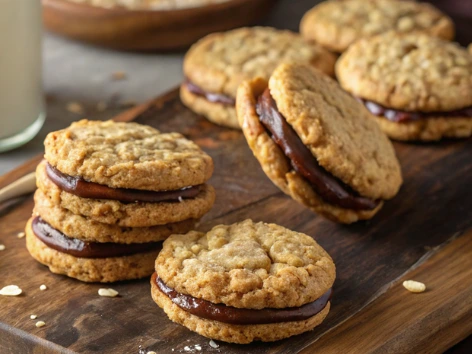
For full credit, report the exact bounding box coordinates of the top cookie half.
[183,26,337,98]
[300,0,454,53]
[44,120,214,191]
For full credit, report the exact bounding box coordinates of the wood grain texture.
[42,0,277,51]
[0,88,471,353]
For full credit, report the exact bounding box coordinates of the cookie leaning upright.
[26,120,215,282]
[181,27,337,129]
[300,0,454,53]
[337,33,472,141]
[237,63,402,224]
[151,220,336,343]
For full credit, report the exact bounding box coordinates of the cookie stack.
[26,120,215,282]
[151,219,336,344]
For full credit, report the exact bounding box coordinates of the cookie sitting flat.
[237,63,402,223]
[181,27,336,129]
[336,33,472,141]
[300,0,454,53]
[151,219,336,343]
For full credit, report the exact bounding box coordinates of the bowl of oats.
[42,0,277,51]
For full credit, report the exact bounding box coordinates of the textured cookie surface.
[36,160,215,227]
[184,27,336,98]
[44,120,213,191]
[156,219,335,309]
[336,33,472,111]
[268,63,402,200]
[33,189,197,244]
[237,78,383,224]
[300,0,454,53]
[26,218,158,283]
[151,273,330,343]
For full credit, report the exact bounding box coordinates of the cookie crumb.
[403,280,426,293]
[112,71,127,80]
[17,232,25,238]
[67,102,84,114]
[0,244,5,251]
[35,321,46,328]
[147,352,157,354]
[30,314,37,320]
[39,284,47,291]
[98,288,119,297]
[0,285,22,296]
[195,344,202,351]
[96,101,108,112]
[209,340,219,348]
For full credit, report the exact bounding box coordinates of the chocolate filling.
[256,88,379,210]
[359,98,472,123]
[154,273,332,325]
[184,79,236,106]
[32,216,161,258]
[46,163,201,203]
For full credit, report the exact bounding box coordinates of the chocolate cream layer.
[256,88,379,210]
[184,79,236,106]
[46,163,201,203]
[154,273,332,325]
[32,216,161,258]
[359,98,472,123]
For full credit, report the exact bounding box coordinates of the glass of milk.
[0,0,45,152]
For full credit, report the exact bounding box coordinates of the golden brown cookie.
[25,218,159,282]
[181,27,337,129]
[151,219,335,343]
[237,63,403,223]
[44,120,213,191]
[337,33,472,141]
[300,0,454,53]
[36,160,215,227]
[33,188,197,244]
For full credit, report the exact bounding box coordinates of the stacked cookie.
[151,219,336,343]
[181,26,336,129]
[26,120,215,282]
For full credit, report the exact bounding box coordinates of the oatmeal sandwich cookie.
[336,33,472,141]
[300,0,454,53]
[181,27,336,129]
[237,63,402,223]
[26,120,215,282]
[151,220,336,343]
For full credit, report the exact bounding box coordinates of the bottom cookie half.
[150,274,330,344]
[26,218,158,283]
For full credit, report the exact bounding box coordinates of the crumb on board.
[30,314,37,320]
[403,280,426,293]
[209,340,219,348]
[0,285,22,296]
[17,232,25,238]
[39,284,47,291]
[35,321,46,328]
[98,288,119,297]
[0,244,5,251]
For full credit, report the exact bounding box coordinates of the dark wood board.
[0,89,471,354]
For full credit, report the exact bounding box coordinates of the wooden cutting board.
[0,89,471,354]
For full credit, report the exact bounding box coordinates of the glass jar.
[0,0,45,152]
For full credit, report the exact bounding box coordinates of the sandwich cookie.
[336,33,472,141]
[151,219,336,343]
[237,63,403,223]
[181,27,336,129]
[26,120,215,282]
[300,0,454,53]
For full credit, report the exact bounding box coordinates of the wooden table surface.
[0,0,471,352]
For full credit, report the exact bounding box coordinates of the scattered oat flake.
[0,285,22,296]
[39,284,47,291]
[0,244,5,251]
[98,288,119,297]
[209,340,219,349]
[67,102,84,114]
[17,232,25,238]
[30,314,37,320]
[112,71,127,80]
[35,321,46,328]
[403,280,426,293]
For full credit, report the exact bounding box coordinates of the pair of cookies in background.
[26,120,215,282]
